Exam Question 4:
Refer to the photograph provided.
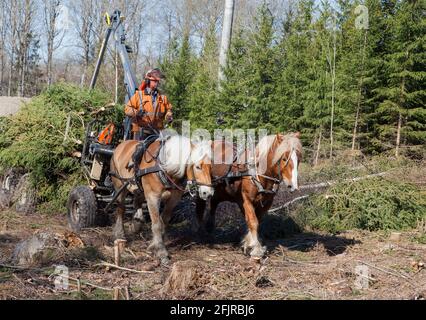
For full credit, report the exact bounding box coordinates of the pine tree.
[217,30,251,129]
[219,3,277,131]
[362,0,398,154]
[188,23,219,131]
[375,0,426,157]
[273,2,312,135]
[160,34,196,122]
[335,0,370,152]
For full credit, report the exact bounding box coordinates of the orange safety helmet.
[139,68,165,91]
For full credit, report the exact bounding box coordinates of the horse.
[110,133,214,264]
[195,132,302,259]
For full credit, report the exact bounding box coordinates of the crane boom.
[89,9,138,140]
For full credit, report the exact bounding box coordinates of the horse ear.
[276,133,284,143]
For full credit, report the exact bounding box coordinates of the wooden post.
[114,239,127,266]
[113,287,120,300]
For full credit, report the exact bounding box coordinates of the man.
[125,68,173,140]
[125,68,173,172]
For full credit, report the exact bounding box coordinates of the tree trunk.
[7,3,18,97]
[329,25,337,160]
[395,112,402,158]
[0,3,6,95]
[18,0,33,97]
[7,48,14,96]
[218,0,235,84]
[352,31,368,151]
[44,0,62,87]
[314,128,323,167]
[395,74,406,158]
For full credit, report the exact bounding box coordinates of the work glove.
[137,108,146,117]
[165,111,173,124]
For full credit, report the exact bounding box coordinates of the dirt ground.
[0,204,425,300]
[0,97,31,117]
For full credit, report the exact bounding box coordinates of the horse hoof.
[160,256,171,266]
[242,244,250,256]
[250,246,267,259]
[157,249,170,266]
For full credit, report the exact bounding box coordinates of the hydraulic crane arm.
[89,10,138,140]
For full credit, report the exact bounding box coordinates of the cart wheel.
[67,186,98,232]
[12,174,37,214]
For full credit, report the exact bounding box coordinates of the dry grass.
[0,210,425,300]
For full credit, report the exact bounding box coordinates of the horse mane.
[158,133,212,178]
[190,140,212,165]
[257,133,302,166]
[158,134,191,178]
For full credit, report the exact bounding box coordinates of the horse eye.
[195,165,202,170]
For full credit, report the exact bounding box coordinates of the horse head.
[188,140,214,200]
[257,132,302,192]
[275,132,302,192]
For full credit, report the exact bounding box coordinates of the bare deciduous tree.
[16,0,36,97]
[71,0,96,87]
[43,0,63,86]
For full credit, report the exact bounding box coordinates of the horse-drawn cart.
[66,113,137,232]
[66,10,146,232]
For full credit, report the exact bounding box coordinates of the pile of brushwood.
[0,84,122,212]
[290,157,426,233]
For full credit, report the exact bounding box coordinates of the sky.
[45,0,339,63]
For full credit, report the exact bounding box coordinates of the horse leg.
[113,190,128,240]
[195,196,207,234]
[241,196,266,258]
[161,190,182,228]
[205,198,218,234]
[146,192,170,265]
[130,193,145,235]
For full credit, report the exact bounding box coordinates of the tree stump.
[161,260,210,298]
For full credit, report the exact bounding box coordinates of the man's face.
[149,79,159,90]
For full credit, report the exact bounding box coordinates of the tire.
[67,186,98,232]
[12,174,37,214]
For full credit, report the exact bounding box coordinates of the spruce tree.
[375,0,426,156]
[188,23,219,131]
[160,34,195,122]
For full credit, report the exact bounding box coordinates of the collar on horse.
[133,135,188,192]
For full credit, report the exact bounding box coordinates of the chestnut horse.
[111,134,214,264]
[196,132,302,258]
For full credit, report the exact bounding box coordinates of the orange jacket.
[125,90,172,131]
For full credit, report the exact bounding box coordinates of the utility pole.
[218,0,235,86]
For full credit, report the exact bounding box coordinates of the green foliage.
[188,23,220,131]
[374,0,426,149]
[0,83,118,211]
[303,178,426,233]
[160,34,196,121]
[219,4,278,131]
[159,0,425,160]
